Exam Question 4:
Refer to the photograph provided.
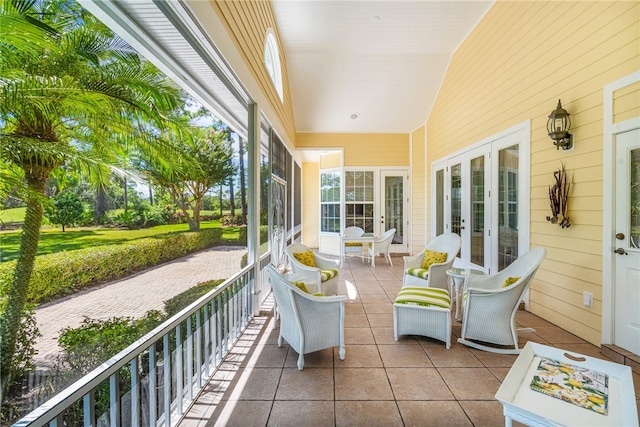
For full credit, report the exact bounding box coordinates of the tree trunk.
[95,185,108,221]
[219,184,223,216]
[0,167,48,397]
[229,174,235,217]
[123,175,128,213]
[238,140,247,225]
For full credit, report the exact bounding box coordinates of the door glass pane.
[385,176,403,244]
[451,164,462,236]
[470,156,484,267]
[498,145,519,270]
[436,169,444,235]
[630,148,640,249]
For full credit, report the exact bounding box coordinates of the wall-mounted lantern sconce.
[547,99,573,151]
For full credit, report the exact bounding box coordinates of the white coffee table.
[495,342,638,427]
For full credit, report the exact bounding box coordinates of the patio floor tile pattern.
[179,255,640,426]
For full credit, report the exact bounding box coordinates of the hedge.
[0,228,225,307]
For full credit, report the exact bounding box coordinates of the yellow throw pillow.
[293,251,316,267]
[421,250,447,270]
[501,276,520,288]
[291,281,310,293]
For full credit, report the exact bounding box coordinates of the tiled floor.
[179,256,640,426]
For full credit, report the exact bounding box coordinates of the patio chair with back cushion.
[343,226,365,260]
[265,265,346,370]
[402,233,461,289]
[458,246,547,354]
[285,243,340,296]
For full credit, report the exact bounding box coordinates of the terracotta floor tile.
[222,367,282,401]
[371,326,407,345]
[363,301,393,314]
[438,368,501,400]
[366,312,394,327]
[205,400,272,427]
[284,347,334,369]
[378,344,433,367]
[386,367,455,400]
[458,400,507,427]
[469,349,519,368]
[246,344,288,368]
[344,302,365,314]
[335,401,403,427]
[267,400,335,427]
[345,313,370,328]
[275,368,334,400]
[334,368,394,400]
[421,342,483,368]
[359,293,392,302]
[397,401,473,427]
[335,344,382,368]
[533,326,588,344]
[345,326,375,344]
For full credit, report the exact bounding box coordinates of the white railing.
[14,259,270,427]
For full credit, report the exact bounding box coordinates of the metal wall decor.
[546,162,571,228]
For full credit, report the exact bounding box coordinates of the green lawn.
[0,221,241,263]
[0,207,26,225]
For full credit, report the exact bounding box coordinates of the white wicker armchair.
[286,244,340,295]
[265,266,346,370]
[458,247,546,354]
[402,233,461,289]
[368,228,396,267]
[343,226,365,259]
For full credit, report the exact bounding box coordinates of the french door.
[434,145,490,271]
[381,170,409,253]
[432,123,530,274]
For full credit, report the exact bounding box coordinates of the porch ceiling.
[271,0,493,134]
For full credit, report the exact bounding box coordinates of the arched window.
[264,29,283,102]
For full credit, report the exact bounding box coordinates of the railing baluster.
[109,370,120,427]
[204,304,210,379]
[83,390,95,427]
[148,344,157,426]
[216,295,222,364]
[131,357,139,427]
[176,325,183,416]
[163,334,171,427]
[196,309,202,388]
[186,316,193,402]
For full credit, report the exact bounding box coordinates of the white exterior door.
[380,170,409,253]
[614,128,640,355]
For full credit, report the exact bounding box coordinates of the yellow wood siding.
[296,133,409,167]
[613,81,640,123]
[411,125,427,253]
[423,1,639,345]
[319,152,342,169]
[211,0,296,143]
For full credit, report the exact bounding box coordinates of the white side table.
[446,267,485,321]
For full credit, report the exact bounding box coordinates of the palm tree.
[0,0,185,394]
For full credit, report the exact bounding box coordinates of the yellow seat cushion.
[421,250,447,270]
[293,251,316,267]
[501,276,521,288]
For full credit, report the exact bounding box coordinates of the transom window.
[264,30,283,102]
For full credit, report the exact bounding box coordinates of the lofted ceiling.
[271,0,494,134]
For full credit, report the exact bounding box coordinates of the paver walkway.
[34,245,247,367]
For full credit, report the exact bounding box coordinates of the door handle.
[614,247,628,255]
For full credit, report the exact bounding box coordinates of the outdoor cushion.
[404,268,430,280]
[344,242,363,247]
[395,286,451,309]
[501,276,521,288]
[293,251,316,267]
[291,281,310,293]
[320,269,338,282]
[421,250,447,270]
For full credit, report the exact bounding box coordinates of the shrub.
[0,228,224,307]
[164,279,223,317]
[44,192,85,232]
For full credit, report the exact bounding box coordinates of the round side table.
[446,268,485,321]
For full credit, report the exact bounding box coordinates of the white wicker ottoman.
[393,286,452,348]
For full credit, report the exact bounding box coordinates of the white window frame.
[264,29,283,102]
